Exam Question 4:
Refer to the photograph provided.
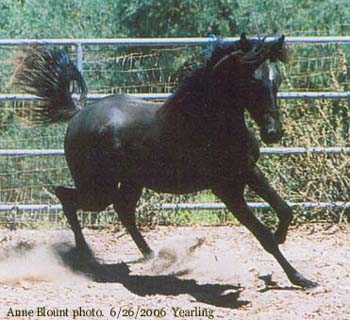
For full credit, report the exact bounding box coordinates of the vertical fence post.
[10,207,17,230]
[75,43,84,97]
[76,42,83,72]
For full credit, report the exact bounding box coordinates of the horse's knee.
[275,216,292,244]
[256,227,279,254]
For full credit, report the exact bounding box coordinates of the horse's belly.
[128,143,248,193]
[132,158,213,193]
[143,173,210,194]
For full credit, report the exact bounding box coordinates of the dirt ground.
[0,224,349,320]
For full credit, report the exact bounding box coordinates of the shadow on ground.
[53,243,249,309]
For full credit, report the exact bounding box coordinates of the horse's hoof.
[291,272,318,289]
[127,250,154,264]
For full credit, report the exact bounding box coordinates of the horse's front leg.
[246,165,293,244]
[212,182,317,288]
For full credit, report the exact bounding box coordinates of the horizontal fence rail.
[1,147,350,157]
[1,92,350,101]
[1,202,350,213]
[1,36,350,46]
[162,202,350,210]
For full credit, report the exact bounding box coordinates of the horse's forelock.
[245,38,291,66]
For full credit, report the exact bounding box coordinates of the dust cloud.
[144,236,213,276]
[0,233,233,285]
[0,241,84,284]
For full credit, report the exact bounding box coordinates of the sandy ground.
[0,224,349,320]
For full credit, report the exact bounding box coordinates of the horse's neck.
[157,84,246,144]
[159,78,241,118]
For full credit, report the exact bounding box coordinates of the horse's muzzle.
[260,114,283,144]
[260,128,283,144]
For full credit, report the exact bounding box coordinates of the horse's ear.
[270,34,290,62]
[240,33,247,42]
[240,32,250,50]
[275,35,285,50]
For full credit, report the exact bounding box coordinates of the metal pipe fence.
[1,36,350,214]
[1,36,350,70]
[1,92,350,101]
[1,201,350,213]
[1,147,350,157]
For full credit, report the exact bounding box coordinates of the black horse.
[14,34,316,288]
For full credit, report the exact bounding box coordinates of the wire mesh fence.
[0,37,350,227]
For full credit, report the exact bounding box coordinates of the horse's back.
[68,94,159,132]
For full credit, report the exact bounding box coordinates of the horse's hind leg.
[113,182,154,259]
[212,182,317,288]
[55,186,89,252]
[246,165,293,244]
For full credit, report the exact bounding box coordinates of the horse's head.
[210,33,289,144]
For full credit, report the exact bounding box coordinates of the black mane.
[160,38,251,116]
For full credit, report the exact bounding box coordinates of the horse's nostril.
[267,128,277,135]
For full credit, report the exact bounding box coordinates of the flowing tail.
[14,46,87,122]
